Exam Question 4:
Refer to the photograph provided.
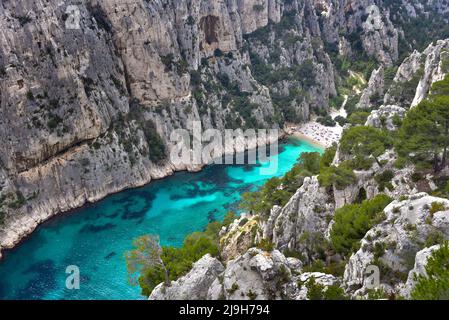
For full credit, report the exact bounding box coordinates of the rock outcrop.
[3,0,449,302]
[262,176,334,262]
[1,0,410,258]
[150,254,225,300]
[365,105,406,131]
[399,244,441,299]
[219,214,259,262]
[343,193,449,295]
[385,39,449,108]
[150,247,341,300]
[358,67,384,109]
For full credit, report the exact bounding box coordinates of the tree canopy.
[396,75,449,172]
[340,126,393,169]
[330,194,392,257]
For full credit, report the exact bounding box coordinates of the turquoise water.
[0,138,321,300]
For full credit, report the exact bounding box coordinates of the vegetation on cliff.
[396,76,449,173]
[126,212,236,296]
[411,242,449,300]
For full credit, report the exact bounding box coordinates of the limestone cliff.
[0,0,423,258]
[147,35,449,300]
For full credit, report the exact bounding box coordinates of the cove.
[0,137,322,300]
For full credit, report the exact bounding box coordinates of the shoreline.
[0,124,339,260]
[288,108,346,148]
[0,131,282,259]
[290,132,327,149]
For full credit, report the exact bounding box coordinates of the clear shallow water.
[0,138,321,300]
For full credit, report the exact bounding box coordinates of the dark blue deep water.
[0,138,321,300]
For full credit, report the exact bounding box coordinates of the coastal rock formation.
[262,176,334,262]
[0,0,335,257]
[365,105,406,131]
[146,34,449,298]
[150,247,342,300]
[411,39,449,106]
[219,214,259,262]
[207,248,296,300]
[150,254,225,300]
[2,0,449,303]
[343,193,449,295]
[2,0,448,259]
[314,0,398,65]
[333,148,418,208]
[385,39,449,108]
[1,0,412,258]
[358,67,384,109]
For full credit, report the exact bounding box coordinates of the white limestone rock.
[365,105,407,131]
[358,67,385,109]
[149,254,224,300]
[400,245,441,299]
[343,193,449,295]
[266,176,335,262]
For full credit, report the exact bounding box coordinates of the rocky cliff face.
[384,39,449,108]
[261,176,334,262]
[344,193,449,295]
[147,33,449,300]
[0,0,423,257]
[150,246,341,300]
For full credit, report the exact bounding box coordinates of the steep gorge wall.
[0,0,419,257]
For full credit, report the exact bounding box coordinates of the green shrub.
[0,210,5,225]
[318,163,356,190]
[375,170,395,191]
[141,120,166,164]
[334,115,348,126]
[214,48,223,57]
[137,221,222,296]
[227,283,239,294]
[340,126,393,169]
[319,144,337,170]
[190,70,201,86]
[8,191,26,209]
[247,290,258,300]
[26,90,34,100]
[256,239,274,252]
[304,277,348,300]
[160,54,174,68]
[395,79,449,173]
[411,242,449,300]
[348,111,370,125]
[317,115,336,127]
[253,4,264,12]
[330,194,392,257]
[429,202,446,215]
[47,114,62,130]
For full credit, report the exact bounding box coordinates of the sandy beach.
[289,107,347,149]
